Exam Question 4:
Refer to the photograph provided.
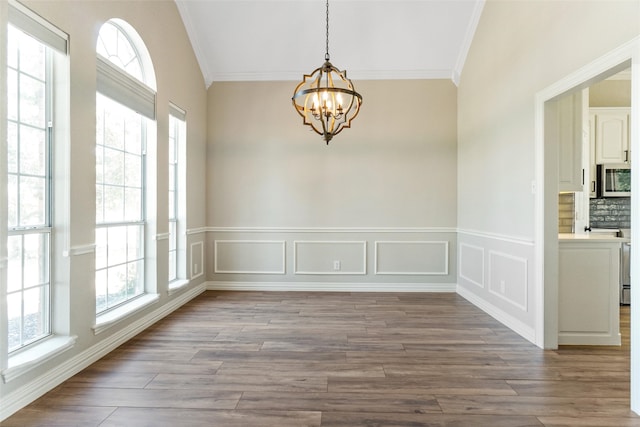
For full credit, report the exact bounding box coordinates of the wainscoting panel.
[190,241,205,279]
[457,230,536,344]
[375,241,448,275]
[488,250,528,311]
[207,227,457,290]
[214,240,285,274]
[459,243,484,288]
[294,241,366,275]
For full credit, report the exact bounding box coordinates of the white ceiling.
[175,0,485,87]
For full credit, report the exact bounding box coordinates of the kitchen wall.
[558,193,575,233]
[206,79,459,290]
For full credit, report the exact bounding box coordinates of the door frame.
[534,36,640,413]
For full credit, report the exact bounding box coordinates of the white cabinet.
[558,237,621,346]
[592,108,630,164]
[557,92,584,192]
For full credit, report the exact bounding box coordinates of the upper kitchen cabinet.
[592,108,630,164]
[557,92,585,192]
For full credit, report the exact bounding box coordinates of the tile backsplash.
[558,193,575,233]
[589,197,631,229]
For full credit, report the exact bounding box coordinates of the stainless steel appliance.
[619,229,631,305]
[598,164,631,197]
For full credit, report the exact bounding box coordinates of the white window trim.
[2,334,76,383]
[93,293,159,335]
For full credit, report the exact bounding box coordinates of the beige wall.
[1,0,207,410]
[590,78,632,107]
[207,79,458,228]
[458,0,639,238]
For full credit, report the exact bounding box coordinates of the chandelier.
[292,0,362,145]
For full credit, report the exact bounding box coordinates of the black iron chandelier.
[292,0,362,145]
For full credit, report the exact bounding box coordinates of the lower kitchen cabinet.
[558,236,623,345]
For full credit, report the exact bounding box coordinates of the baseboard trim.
[0,283,207,422]
[206,280,456,293]
[456,285,536,345]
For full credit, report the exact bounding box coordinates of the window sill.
[168,279,190,296]
[93,293,160,335]
[2,335,77,383]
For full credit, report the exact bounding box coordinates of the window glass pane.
[19,33,46,80]
[108,226,127,266]
[7,26,18,68]
[95,227,107,270]
[96,145,104,184]
[127,260,144,298]
[169,221,177,251]
[127,225,143,261]
[7,68,18,121]
[19,176,46,226]
[97,21,144,81]
[103,147,124,185]
[124,153,141,187]
[7,235,23,293]
[107,264,127,307]
[125,117,142,154]
[104,185,124,222]
[96,184,104,223]
[168,251,176,282]
[124,188,141,221]
[7,292,22,352]
[19,73,46,127]
[8,121,18,173]
[19,125,47,176]
[22,285,49,343]
[95,269,108,313]
[23,233,49,286]
[103,105,125,151]
[7,175,18,228]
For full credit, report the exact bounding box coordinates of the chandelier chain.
[325,0,330,61]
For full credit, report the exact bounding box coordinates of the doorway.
[536,41,638,413]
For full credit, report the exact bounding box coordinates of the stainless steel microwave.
[597,163,631,197]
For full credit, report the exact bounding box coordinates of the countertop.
[559,233,630,243]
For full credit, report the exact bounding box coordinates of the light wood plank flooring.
[4,291,638,426]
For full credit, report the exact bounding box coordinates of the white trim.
[457,285,536,345]
[190,241,205,279]
[186,226,208,235]
[174,0,209,89]
[452,0,485,86]
[207,226,457,234]
[293,240,367,275]
[168,102,186,121]
[62,243,96,257]
[93,293,160,335]
[8,0,68,55]
[457,228,534,246]
[374,241,449,275]
[155,232,170,241]
[96,55,156,120]
[2,335,76,383]
[207,280,456,293]
[213,240,285,275]
[0,283,206,421]
[0,256,7,269]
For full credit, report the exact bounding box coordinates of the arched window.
[95,19,156,315]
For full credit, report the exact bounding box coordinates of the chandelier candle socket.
[292,0,362,144]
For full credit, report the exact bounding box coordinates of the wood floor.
[4,291,639,426]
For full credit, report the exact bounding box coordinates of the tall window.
[6,25,52,352]
[168,107,185,283]
[95,20,155,314]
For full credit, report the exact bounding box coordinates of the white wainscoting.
[294,240,366,275]
[207,227,457,291]
[457,229,536,344]
[190,241,205,279]
[214,240,286,274]
[375,241,448,275]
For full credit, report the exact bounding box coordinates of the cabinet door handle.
[625,150,629,162]
[591,180,596,193]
